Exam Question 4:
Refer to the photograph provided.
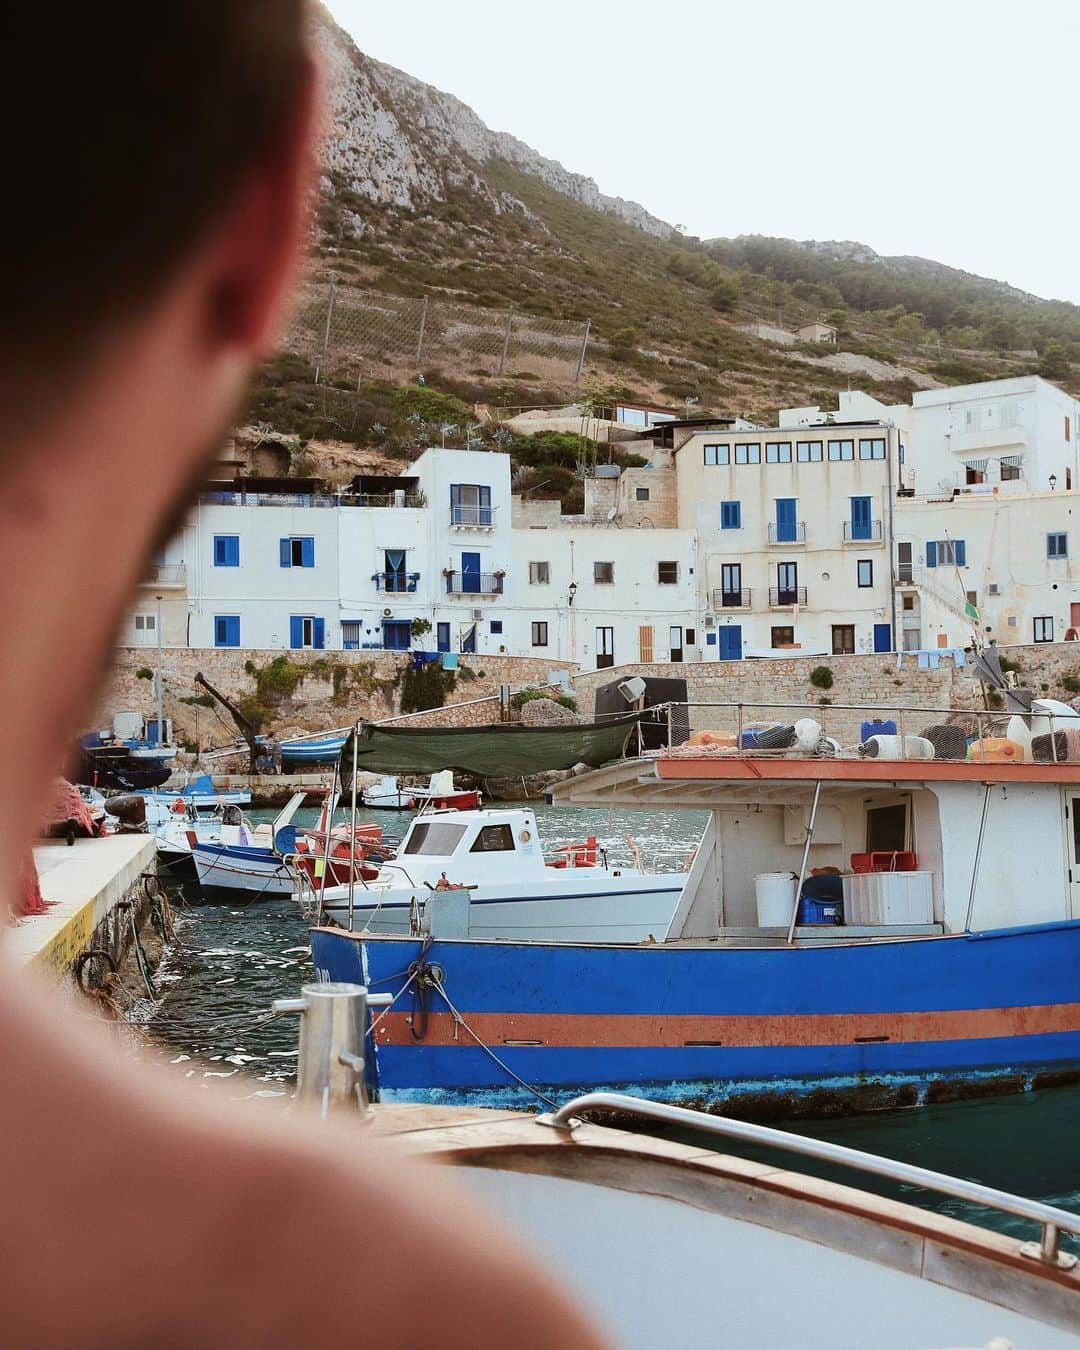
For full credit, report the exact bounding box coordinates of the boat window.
[866,804,907,852]
[403,822,467,856]
[470,824,515,853]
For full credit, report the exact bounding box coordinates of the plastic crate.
[797,895,842,925]
[850,851,917,874]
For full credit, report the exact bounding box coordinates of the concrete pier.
[10,835,157,977]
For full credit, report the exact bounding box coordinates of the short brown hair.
[1,3,307,375]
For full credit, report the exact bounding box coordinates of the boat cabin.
[552,708,1080,943]
[380,808,581,888]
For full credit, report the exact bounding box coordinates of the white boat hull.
[191,844,295,896]
[316,872,682,942]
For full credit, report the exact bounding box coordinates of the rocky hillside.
[242,6,1080,504]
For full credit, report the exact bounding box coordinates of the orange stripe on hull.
[376,1003,1080,1049]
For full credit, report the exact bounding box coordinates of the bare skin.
[0,51,606,1350]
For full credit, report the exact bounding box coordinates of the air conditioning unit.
[471,608,484,621]
[704,614,716,628]
[987,584,1000,596]
[382,607,394,618]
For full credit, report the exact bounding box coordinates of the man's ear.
[204,53,320,358]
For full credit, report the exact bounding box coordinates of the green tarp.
[338,712,646,779]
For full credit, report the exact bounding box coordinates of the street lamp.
[1050,474,1058,491]
[568,581,578,607]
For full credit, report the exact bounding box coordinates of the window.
[638,625,654,662]
[965,465,985,485]
[832,624,855,655]
[450,483,492,526]
[858,438,886,460]
[657,561,679,584]
[902,595,915,611]
[776,561,799,604]
[771,626,795,647]
[925,540,965,568]
[1070,469,1074,490]
[213,535,239,567]
[999,457,1022,481]
[685,627,696,645]
[596,626,615,668]
[734,442,761,464]
[342,621,361,651]
[382,620,411,651]
[460,623,477,654]
[404,822,467,856]
[489,620,503,635]
[134,614,155,632]
[765,441,792,463]
[1034,616,1054,644]
[857,559,873,588]
[214,615,240,648]
[704,444,730,466]
[529,560,550,584]
[720,500,741,529]
[721,563,742,606]
[1048,532,1068,559]
[635,487,650,501]
[827,439,855,461]
[279,536,314,568]
[593,561,614,584]
[470,824,515,853]
[1067,416,1072,443]
[796,440,823,463]
[849,495,873,541]
[289,616,325,650]
[531,621,548,647]
[436,622,451,653]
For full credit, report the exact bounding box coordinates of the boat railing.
[646,698,1080,763]
[537,1092,1080,1269]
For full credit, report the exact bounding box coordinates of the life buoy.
[171,799,186,816]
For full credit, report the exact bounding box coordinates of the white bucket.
[755,872,796,927]
[863,734,935,761]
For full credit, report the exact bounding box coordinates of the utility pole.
[155,593,164,746]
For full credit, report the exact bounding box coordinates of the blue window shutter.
[926,541,937,569]
[301,537,315,568]
[280,538,291,568]
[289,616,303,649]
[954,539,966,566]
[228,617,239,647]
[215,616,239,648]
[313,618,325,650]
[733,502,741,528]
[214,536,225,566]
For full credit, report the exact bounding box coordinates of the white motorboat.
[305,807,686,942]
[189,791,315,898]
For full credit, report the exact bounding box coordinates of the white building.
[672,422,898,658]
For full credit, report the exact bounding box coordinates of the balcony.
[769,586,807,608]
[373,572,420,593]
[842,520,884,545]
[449,505,496,529]
[347,492,424,509]
[767,522,806,546]
[711,587,751,610]
[445,571,504,596]
[140,563,186,589]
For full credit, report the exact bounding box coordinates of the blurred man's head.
[0,3,316,858]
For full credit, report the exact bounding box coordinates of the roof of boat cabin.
[551,754,1080,806]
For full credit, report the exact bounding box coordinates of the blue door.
[718,625,742,661]
[461,551,481,594]
[775,498,797,543]
[850,496,872,541]
[436,622,450,653]
[873,622,892,653]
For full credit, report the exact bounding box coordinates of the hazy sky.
[328,0,1080,304]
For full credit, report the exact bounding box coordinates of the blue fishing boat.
[310,698,1080,1114]
[278,733,347,770]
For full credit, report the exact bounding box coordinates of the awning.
[338,711,651,778]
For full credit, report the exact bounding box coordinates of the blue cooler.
[798,895,843,925]
[860,718,897,743]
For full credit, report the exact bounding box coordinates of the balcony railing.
[142,563,187,587]
[445,571,504,595]
[373,572,420,593]
[711,587,751,610]
[843,519,884,543]
[769,586,807,608]
[767,522,806,545]
[449,505,496,528]
[346,493,423,509]
[200,491,339,508]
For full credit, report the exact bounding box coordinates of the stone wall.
[103,648,574,750]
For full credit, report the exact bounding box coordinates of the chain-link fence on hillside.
[287,279,591,385]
